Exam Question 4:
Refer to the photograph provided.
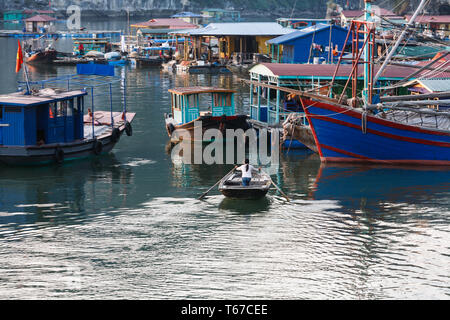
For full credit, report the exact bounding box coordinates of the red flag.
[16,40,23,73]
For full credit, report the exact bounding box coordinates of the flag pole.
[23,63,31,95]
[21,41,31,95]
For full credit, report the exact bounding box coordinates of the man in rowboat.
[235,159,261,187]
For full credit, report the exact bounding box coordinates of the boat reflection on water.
[219,196,271,215]
[311,164,450,215]
[0,155,134,233]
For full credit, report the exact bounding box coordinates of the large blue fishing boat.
[301,0,450,165]
[0,64,135,165]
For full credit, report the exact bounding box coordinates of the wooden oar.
[263,170,290,202]
[198,167,236,200]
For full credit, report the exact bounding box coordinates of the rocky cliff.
[0,0,448,17]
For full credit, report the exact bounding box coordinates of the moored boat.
[0,64,135,166]
[218,170,271,200]
[300,0,450,166]
[165,87,251,143]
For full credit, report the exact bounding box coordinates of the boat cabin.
[74,38,111,55]
[168,87,236,124]
[0,90,86,147]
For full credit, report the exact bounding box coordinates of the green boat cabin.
[168,87,236,125]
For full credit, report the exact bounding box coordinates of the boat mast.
[363,0,373,104]
[373,0,429,85]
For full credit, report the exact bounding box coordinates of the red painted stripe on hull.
[321,157,450,166]
[320,144,371,159]
[312,115,450,148]
[303,99,450,137]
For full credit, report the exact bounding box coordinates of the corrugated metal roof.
[249,63,450,80]
[417,79,450,92]
[0,91,86,106]
[175,22,295,36]
[131,18,198,29]
[267,24,347,45]
[405,15,450,23]
[168,87,236,95]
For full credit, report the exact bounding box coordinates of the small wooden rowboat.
[218,170,272,200]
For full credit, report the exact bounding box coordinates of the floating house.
[74,38,111,55]
[276,18,332,29]
[406,15,450,37]
[171,12,204,25]
[170,22,295,62]
[3,9,56,23]
[131,18,198,34]
[165,87,250,143]
[340,8,404,27]
[247,62,450,125]
[201,9,242,23]
[3,10,25,23]
[267,24,350,64]
[24,15,56,33]
[404,78,450,108]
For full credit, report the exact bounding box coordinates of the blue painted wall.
[280,26,350,64]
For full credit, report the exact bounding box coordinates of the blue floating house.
[0,64,135,166]
[267,23,350,64]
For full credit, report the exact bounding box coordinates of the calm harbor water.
[0,29,449,299]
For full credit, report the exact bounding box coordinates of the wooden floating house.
[23,14,57,33]
[169,22,295,65]
[0,64,135,165]
[165,87,250,142]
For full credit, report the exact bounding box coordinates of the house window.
[57,100,67,117]
[66,99,73,117]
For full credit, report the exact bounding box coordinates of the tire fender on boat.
[93,140,103,155]
[55,147,64,164]
[111,128,121,143]
[125,122,133,137]
[166,123,175,136]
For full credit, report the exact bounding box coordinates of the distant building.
[276,18,332,29]
[171,12,204,25]
[201,9,241,23]
[405,15,450,38]
[3,9,56,23]
[267,24,350,64]
[131,18,198,36]
[3,10,25,23]
[24,15,57,33]
[340,7,404,27]
[171,22,294,61]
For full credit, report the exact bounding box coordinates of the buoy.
[93,140,103,155]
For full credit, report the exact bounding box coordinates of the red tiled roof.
[342,10,363,18]
[405,15,450,24]
[132,18,198,29]
[257,63,450,79]
[24,14,56,22]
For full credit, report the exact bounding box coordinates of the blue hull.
[283,139,307,149]
[303,99,450,165]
